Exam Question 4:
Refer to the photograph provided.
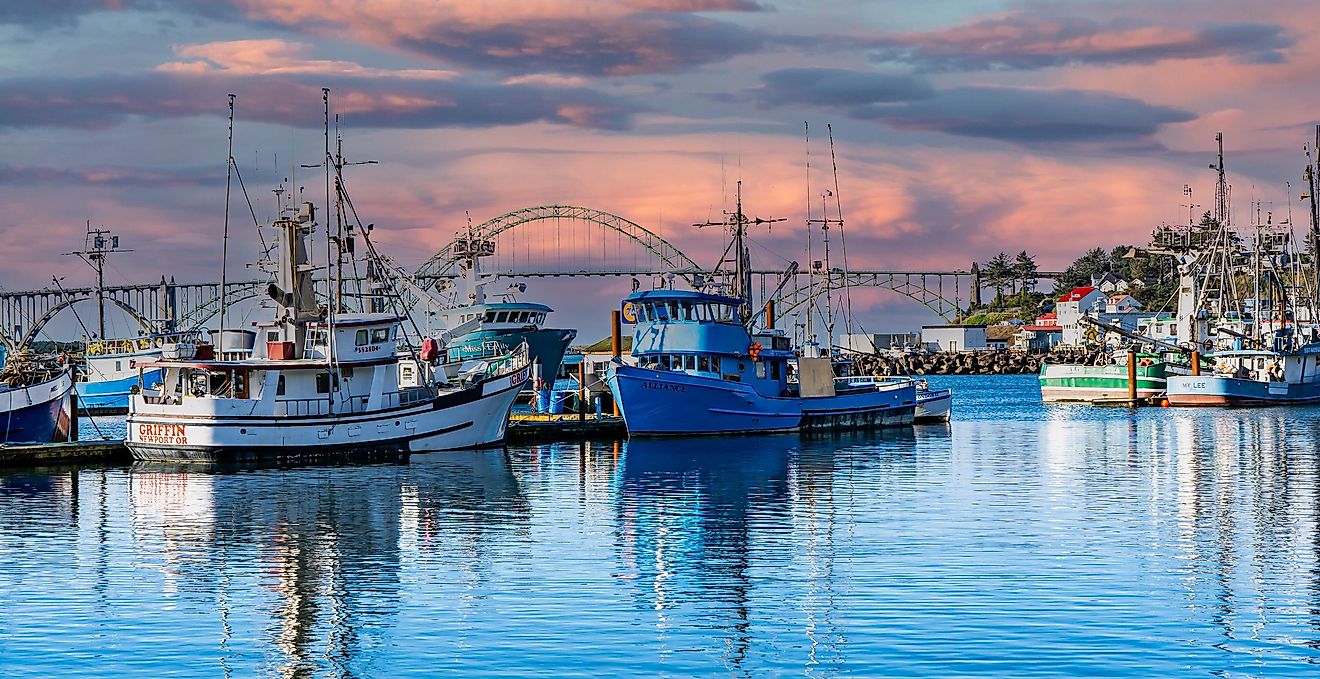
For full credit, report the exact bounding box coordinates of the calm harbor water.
[3,375,1320,677]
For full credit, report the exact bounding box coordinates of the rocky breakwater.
[854,348,1107,376]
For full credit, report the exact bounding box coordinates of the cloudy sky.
[2,0,1318,338]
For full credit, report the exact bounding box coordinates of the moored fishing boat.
[126,201,530,462]
[1039,352,1180,403]
[607,186,915,436]
[1166,345,1320,406]
[0,352,74,444]
[433,234,575,390]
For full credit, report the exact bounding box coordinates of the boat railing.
[275,398,331,417]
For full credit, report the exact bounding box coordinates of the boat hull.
[1165,375,1320,406]
[608,364,914,436]
[915,389,952,422]
[0,371,74,444]
[1039,363,1168,402]
[126,366,529,463]
[77,368,162,412]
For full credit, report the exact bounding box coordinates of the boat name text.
[137,422,188,445]
[642,381,687,392]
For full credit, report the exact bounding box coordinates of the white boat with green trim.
[1039,351,1197,402]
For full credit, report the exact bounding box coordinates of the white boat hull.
[126,367,528,463]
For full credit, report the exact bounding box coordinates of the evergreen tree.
[1054,247,1111,293]
[983,252,1013,305]
[1013,250,1039,296]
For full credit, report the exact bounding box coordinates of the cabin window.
[402,365,414,380]
[267,331,280,343]
[277,375,286,395]
[484,311,496,322]
[684,355,696,370]
[536,313,546,324]
[658,355,670,370]
[698,356,711,372]
[770,361,780,379]
[342,366,354,379]
[372,328,389,343]
[653,303,668,321]
[316,372,331,394]
[356,330,369,346]
[115,360,122,372]
[190,372,208,396]
[756,362,766,379]
[666,301,679,320]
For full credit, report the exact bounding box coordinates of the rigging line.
[804,121,815,346]
[827,124,856,337]
[231,161,269,254]
[334,167,429,367]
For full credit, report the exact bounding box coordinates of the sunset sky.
[3,0,1319,339]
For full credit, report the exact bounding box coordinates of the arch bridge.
[0,205,1052,347]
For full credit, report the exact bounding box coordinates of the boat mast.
[827,125,855,339]
[804,122,814,349]
[66,223,129,340]
[1307,127,1320,315]
[219,93,236,356]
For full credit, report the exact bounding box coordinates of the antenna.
[64,221,132,340]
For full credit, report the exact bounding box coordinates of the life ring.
[748,342,763,361]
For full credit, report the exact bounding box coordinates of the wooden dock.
[0,440,130,467]
[506,414,627,442]
[0,415,627,467]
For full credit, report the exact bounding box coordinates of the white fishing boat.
[127,201,529,462]
[127,97,528,462]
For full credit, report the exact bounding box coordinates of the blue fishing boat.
[606,188,915,436]
[77,331,203,411]
[0,353,74,444]
[432,234,575,389]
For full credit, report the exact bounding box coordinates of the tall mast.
[804,122,814,348]
[219,93,236,355]
[1308,126,1320,313]
[66,224,129,340]
[827,124,855,339]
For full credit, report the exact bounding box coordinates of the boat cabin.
[626,290,794,397]
[140,314,426,418]
[1210,345,1320,383]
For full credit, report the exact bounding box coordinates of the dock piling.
[1126,349,1137,405]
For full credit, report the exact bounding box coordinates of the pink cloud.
[157,39,459,80]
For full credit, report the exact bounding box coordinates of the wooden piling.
[1191,350,1201,376]
[578,358,586,422]
[1126,349,1137,404]
[611,310,621,417]
[765,300,775,330]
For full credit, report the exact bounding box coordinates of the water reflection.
[5,389,1320,676]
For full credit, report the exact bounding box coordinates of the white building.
[842,332,920,353]
[1057,286,1148,346]
[921,325,987,352]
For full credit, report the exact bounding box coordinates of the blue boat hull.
[1166,375,1320,406]
[608,364,915,436]
[1,374,73,444]
[77,368,162,412]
